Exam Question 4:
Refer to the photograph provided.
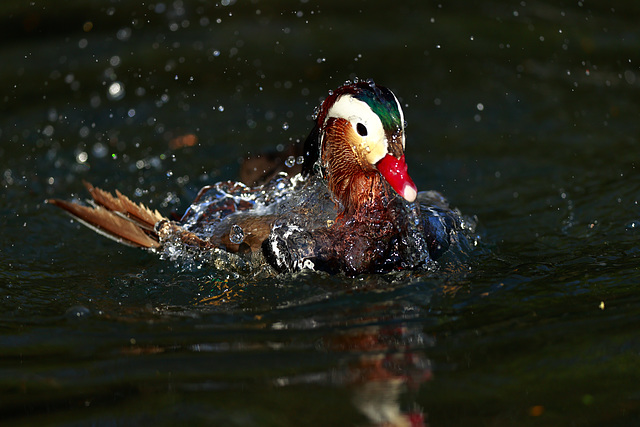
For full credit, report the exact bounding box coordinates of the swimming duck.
[48,80,469,275]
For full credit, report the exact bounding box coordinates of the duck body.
[49,80,473,276]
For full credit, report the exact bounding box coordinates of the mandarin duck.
[48,80,470,275]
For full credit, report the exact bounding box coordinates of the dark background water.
[2,0,640,425]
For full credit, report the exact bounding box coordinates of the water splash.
[159,172,473,276]
[229,224,245,244]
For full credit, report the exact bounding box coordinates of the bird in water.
[48,80,473,276]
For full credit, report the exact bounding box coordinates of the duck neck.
[331,169,398,220]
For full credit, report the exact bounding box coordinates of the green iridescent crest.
[353,86,403,133]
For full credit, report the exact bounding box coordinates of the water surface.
[2,1,640,425]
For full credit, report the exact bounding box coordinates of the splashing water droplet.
[107,81,125,101]
[229,224,245,245]
[285,156,296,168]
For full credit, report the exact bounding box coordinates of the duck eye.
[356,123,368,136]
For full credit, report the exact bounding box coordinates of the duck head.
[302,80,417,213]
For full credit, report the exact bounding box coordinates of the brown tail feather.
[47,183,166,249]
[84,182,164,231]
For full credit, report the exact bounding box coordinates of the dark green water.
[2,0,640,425]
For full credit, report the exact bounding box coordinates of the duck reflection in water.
[323,304,431,426]
[48,79,475,276]
[117,289,432,426]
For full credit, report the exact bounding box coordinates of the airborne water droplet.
[107,81,125,101]
[229,224,245,244]
[285,156,296,168]
[311,106,320,120]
